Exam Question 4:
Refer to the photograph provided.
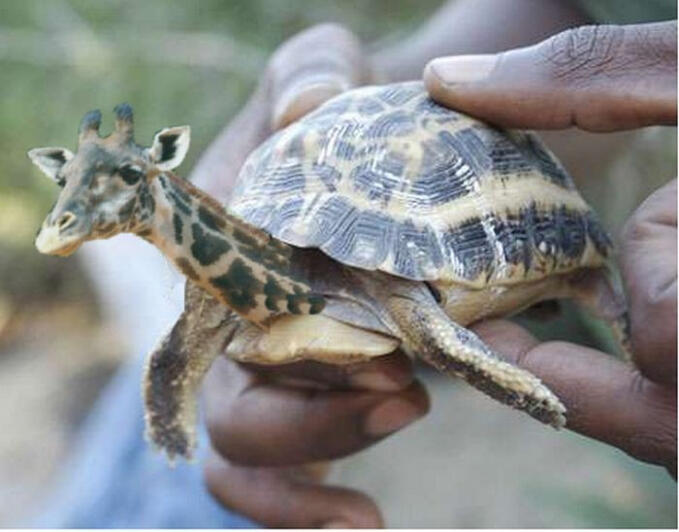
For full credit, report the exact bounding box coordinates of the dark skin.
[190,7,677,528]
[425,19,677,474]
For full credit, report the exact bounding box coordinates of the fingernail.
[349,370,403,391]
[427,54,497,85]
[323,520,352,528]
[365,398,423,437]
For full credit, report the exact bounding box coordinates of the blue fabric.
[33,356,258,528]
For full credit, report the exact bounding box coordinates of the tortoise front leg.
[144,281,238,462]
[386,292,567,428]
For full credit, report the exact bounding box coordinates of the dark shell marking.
[231,82,611,286]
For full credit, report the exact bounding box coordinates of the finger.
[204,451,383,528]
[204,357,429,466]
[240,350,415,391]
[424,21,677,131]
[620,179,677,385]
[267,23,368,129]
[472,319,677,470]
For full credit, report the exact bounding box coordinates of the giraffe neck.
[141,171,324,326]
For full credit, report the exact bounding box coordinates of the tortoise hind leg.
[144,281,238,462]
[386,294,566,428]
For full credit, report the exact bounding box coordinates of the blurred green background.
[0,0,675,527]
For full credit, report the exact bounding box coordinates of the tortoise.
[30,82,630,462]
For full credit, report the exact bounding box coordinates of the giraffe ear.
[28,147,74,184]
[148,126,191,171]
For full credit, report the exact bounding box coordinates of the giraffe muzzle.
[35,211,90,257]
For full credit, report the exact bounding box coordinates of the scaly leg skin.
[387,294,567,428]
[568,267,633,362]
[144,281,239,463]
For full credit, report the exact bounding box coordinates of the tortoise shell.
[230,81,611,288]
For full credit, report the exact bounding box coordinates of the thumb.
[267,24,369,130]
[424,21,677,132]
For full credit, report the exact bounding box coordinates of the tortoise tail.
[565,266,633,361]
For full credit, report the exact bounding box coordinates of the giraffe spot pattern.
[233,227,293,277]
[168,191,192,216]
[263,275,287,312]
[139,186,155,215]
[286,287,308,314]
[210,258,261,313]
[175,256,199,280]
[198,205,226,232]
[190,223,231,266]
[173,213,183,244]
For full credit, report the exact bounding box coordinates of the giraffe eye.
[118,164,143,185]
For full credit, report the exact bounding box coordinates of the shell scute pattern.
[410,129,488,208]
[265,197,305,237]
[304,196,354,248]
[416,96,456,117]
[231,82,610,287]
[393,220,444,279]
[441,217,496,281]
[438,129,492,175]
[376,83,422,106]
[365,110,416,138]
[356,98,385,115]
[555,205,588,259]
[313,162,342,191]
[351,151,406,205]
[325,207,398,269]
[585,210,613,255]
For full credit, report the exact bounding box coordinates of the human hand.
[472,179,677,475]
[424,21,676,131]
[193,25,430,528]
[424,21,677,475]
[203,355,429,528]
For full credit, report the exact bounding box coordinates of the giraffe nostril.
[57,212,77,230]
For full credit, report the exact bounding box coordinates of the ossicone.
[78,109,102,143]
[113,102,134,142]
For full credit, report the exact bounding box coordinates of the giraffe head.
[29,104,190,256]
